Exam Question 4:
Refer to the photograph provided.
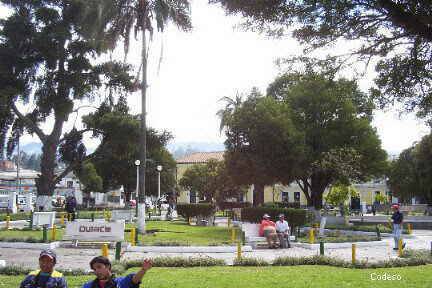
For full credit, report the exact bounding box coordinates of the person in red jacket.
[259,214,278,248]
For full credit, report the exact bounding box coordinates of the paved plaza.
[0,228,431,270]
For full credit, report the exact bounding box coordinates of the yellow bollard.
[407,223,412,235]
[352,244,356,264]
[237,241,242,260]
[130,228,136,246]
[309,228,315,244]
[5,216,10,230]
[60,213,65,225]
[231,228,236,243]
[398,239,403,257]
[227,217,232,228]
[102,244,109,257]
[51,225,57,241]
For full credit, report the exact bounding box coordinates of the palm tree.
[216,93,243,135]
[102,0,192,232]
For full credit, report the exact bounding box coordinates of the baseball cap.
[279,214,285,218]
[391,204,400,209]
[263,214,270,219]
[39,249,57,264]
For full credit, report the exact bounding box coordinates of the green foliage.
[211,0,432,119]
[176,203,216,219]
[75,162,103,193]
[374,194,387,204]
[220,71,387,208]
[123,257,225,268]
[83,99,176,197]
[388,133,432,204]
[179,159,246,203]
[0,212,31,221]
[0,0,134,200]
[241,207,310,228]
[233,257,270,266]
[325,184,359,206]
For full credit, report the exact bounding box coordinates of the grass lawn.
[126,221,237,246]
[0,227,65,242]
[0,221,237,245]
[1,265,432,288]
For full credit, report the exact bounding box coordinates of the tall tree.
[83,97,176,203]
[179,159,246,204]
[220,71,387,209]
[219,89,303,206]
[389,134,432,204]
[0,0,134,210]
[210,0,432,119]
[268,71,387,209]
[99,0,192,232]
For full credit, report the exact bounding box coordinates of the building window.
[190,191,196,204]
[281,192,289,202]
[294,192,301,202]
[67,181,73,188]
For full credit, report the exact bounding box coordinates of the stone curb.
[0,241,61,250]
[125,245,253,253]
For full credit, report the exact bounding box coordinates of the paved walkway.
[1,230,431,270]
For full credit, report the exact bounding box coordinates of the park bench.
[241,222,296,249]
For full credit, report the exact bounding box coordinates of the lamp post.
[156,165,162,200]
[135,160,140,218]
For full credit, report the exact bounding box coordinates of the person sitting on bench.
[259,214,278,248]
[276,214,291,248]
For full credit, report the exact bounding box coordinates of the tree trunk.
[137,23,148,234]
[35,139,58,211]
[310,173,328,210]
[253,183,264,207]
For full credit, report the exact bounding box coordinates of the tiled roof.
[176,151,224,164]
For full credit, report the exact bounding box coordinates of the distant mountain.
[21,142,42,155]
[167,141,225,159]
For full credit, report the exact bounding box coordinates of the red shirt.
[259,219,275,236]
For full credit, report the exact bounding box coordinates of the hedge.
[262,202,301,209]
[176,203,216,219]
[218,202,251,210]
[241,207,312,228]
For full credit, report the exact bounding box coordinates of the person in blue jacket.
[20,249,67,288]
[83,256,152,288]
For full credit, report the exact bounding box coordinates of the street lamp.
[135,160,140,217]
[156,165,162,200]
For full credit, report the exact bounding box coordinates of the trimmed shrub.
[262,202,300,209]
[123,256,225,269]
[0,212,31,221]
[241,207,311,228]
[177,203,215,219]
[218,202,251,211]
[233,257,270,266]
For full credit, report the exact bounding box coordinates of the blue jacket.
[20,270,67,288]
[82,274,139,288]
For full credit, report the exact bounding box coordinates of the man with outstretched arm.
[83,256,152,288]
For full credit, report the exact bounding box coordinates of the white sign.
[33,212,56,227]
[64,221,125,241]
